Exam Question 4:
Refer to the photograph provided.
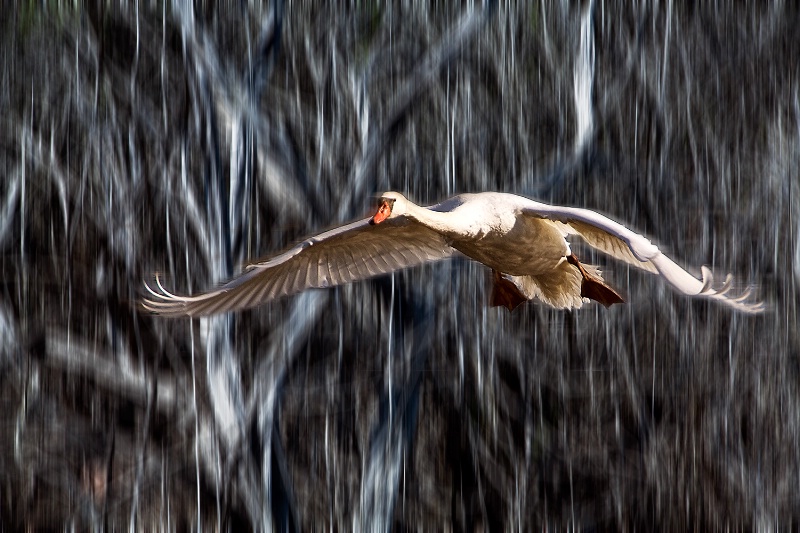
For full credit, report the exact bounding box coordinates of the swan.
[142,191,764,316]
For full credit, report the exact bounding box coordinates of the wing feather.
[564,220,659,274]
[142,216,455,317]
[521,200,763,313]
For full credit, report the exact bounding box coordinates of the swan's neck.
[404,201,474,238]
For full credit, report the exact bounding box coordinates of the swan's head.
[370,191,408,225]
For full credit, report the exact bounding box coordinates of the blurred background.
[1,1,798,529]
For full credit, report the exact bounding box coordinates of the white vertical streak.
[574,1,595,151]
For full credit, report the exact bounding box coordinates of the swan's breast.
[452,214,569,276]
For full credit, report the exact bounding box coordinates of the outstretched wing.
[520,200,764,313]
[142,217,455,317]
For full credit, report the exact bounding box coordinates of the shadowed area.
[0,2,797,530]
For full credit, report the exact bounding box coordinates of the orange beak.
[370,200,392,225]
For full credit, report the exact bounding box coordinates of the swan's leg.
[566,254,625,308]
[490,269,528,311]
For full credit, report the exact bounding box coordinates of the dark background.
[1,2,798,529]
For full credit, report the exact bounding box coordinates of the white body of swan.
[142,191,763,316]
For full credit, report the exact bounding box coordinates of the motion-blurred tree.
[1,2,797,530]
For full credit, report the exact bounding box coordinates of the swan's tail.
[496,255,622,311]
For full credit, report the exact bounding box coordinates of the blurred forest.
[1,1,798,530]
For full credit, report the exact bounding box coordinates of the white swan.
[142,191,764,316]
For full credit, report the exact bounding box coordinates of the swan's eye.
[379,199,394,214]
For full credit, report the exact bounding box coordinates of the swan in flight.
[142,192,763,316]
